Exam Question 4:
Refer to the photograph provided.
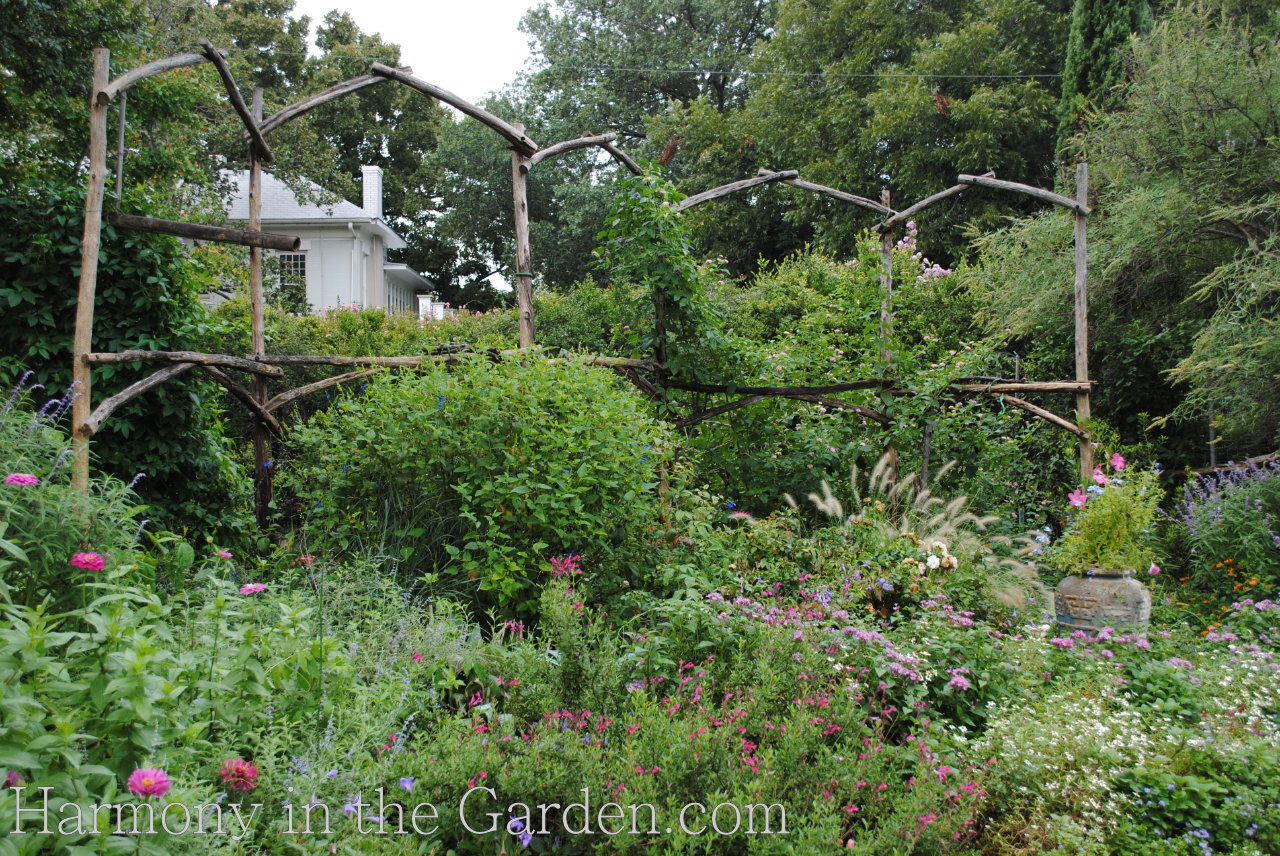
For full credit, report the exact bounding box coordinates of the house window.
[272,252,308,314]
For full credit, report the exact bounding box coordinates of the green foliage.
[729,0,1070,268]
[0,386,154,610]
[1056,0,1151,147]
[963,3,1280,464]
[595,169,724,379]
[284,357,675,619]
[1048,463,1161,573]
[0,180,244,537]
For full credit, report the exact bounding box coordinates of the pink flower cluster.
[5,473,38,486]
[219,757,259,791]
[239,583,266,595]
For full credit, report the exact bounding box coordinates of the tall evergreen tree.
[1056,0,1150,149]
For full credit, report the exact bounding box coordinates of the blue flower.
[399,776,414,793]
[726,501,736,509]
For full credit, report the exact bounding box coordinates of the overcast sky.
[289,0,539,104]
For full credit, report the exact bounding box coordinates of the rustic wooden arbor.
[71,44,643,524]
[72,42,1098,528]
[668,165,1096,485]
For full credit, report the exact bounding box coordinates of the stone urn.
[1054,568,1151,635]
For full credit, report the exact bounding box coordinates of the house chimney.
[361,165,383,219]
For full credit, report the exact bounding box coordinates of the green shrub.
[284,356,677,619]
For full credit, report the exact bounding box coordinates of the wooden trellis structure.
[670,165,1096,485]
[72,42,1096,529]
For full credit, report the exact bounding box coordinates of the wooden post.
[511,122,535,348]
[879,188,898,482]
[114,90,126,198]
[1073,163,1093,485]
[879,189,893,369]
[249,88,273,528]
[72,48,111,491]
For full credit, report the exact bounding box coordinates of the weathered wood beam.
[107,212,300,251]
[986,393,1089,440]
[101,51,215,103]
[525,133,618,171]
[673,170,799,212]
[371,63,536,155]
[1073,163,1093,484]
[86,351,284,377]
[664,379,891,396]
[511,121,536,348]
[947,380,1093,394]
[881,172,994,231]
[265,368,382,414]
[675,396,767,428]
[602,142,643,175]
[260,71,402,136]
[957,173,1089,216]
[201,366,283,436]
[73,48,111,490]
[84,363,196,435]
[256,352,661,371]
[758,169,890,215]
[198,39,273,163]
[258,354,438,368]
[1191,451,1278,475]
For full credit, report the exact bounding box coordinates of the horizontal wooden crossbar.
[108,212,300,251]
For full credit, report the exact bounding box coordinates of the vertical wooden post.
[510,122,535,348]
[1073,163,1093,485]
[879,188,899,482]
[72,48,111,492]
[878,189,893,370]
[114,90,127,198]
[249,88,273,528]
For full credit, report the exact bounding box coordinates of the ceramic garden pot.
[1054,568,1151,635]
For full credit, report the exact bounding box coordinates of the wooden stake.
[249,88,273,528]
[72,48,111,491]
[114,90,126,198]
[879,188,898,483]
[1073,163,1093,484]
[879,189,893,369]
[511,122,535,349]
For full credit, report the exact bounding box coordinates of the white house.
[225,165,430,314]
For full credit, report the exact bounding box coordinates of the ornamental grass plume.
[70,552,105,573]
[219,758,259,792]
[788,453,1041,609]
[127,768,171,797]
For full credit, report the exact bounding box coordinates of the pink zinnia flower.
[1068,489,1087,508]
[219,758,259,791]
[71,552,105,573]
[1110,453,1125,471]
[5,473,38,486]
[239,583,266,595]
[127,768,171,797]
[217,550,232,559]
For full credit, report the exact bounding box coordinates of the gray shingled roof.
[225,170,368,222]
